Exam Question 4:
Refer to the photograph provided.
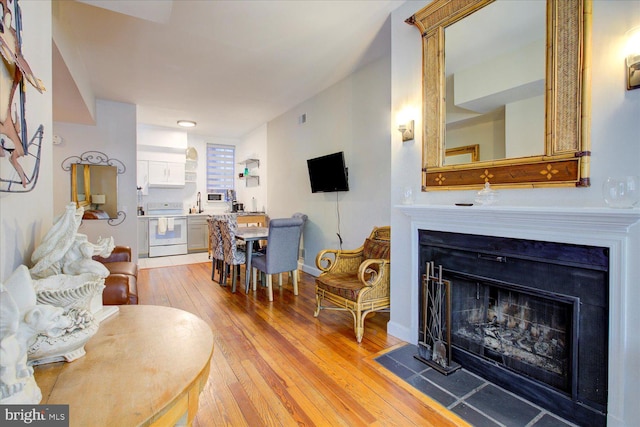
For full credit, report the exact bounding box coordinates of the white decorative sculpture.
[0,265,75,404]
[1,203,120,402]
[2,265,101,367]
[30,203,83,279]
[30,203,115,280]
[29,202,117,321]
[1,283,41,404]
[30,273,104,365]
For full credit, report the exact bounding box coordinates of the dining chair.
[217,216,246,291]
[251,217,304,301]
[290,212,308,282]
[207,216,224,283]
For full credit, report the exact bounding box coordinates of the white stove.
[146,202,185,217]
[146,202,188,257]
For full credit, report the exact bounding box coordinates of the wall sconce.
[626,26,640,90]
[398,120,415,142]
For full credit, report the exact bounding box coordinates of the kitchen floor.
[138,252,209,269]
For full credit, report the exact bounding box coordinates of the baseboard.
[387,321,412,343]
[301,264,321,277]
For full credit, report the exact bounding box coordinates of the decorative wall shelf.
[239,159,260,168]
[240,175,260,186]
[238,158,260,187]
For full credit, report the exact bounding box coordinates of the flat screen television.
[307,151,349,193]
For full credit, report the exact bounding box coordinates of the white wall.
[446,115,506,162]
[0,1,53,281]
[52,100,138,259]
[266,55,392,272]
[505,95,545,158]
[236,124,268,213]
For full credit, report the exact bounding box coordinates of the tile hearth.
[376,344,577,427]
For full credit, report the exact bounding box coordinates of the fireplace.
[418,230,609,426]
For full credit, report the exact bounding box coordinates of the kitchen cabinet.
[187,215,208,253]
[138,217,149,257]
[137,160,149,195]
[148,161,185,187]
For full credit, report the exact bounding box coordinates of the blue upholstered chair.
[251,217,304,301]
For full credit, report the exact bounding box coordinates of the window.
[206,144,235,193]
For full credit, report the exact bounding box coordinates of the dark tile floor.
[375,344,577,427]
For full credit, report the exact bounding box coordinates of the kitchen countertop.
[138,212,266,219]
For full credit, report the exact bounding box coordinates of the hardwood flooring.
[137,262,468,426]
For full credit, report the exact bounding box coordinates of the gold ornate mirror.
[407,0,591,190]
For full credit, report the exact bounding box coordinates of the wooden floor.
[138,262,468,426]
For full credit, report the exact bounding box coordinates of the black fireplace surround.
[418,230,609,427]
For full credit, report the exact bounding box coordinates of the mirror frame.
[71,163,92,209]
[407,0,591,190]
[446,144,479,163]
[62,151,127,225]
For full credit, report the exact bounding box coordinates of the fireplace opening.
[418,230,609,427]
[450,274,578,395]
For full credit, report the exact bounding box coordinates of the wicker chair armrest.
[358,258,389,287]
[316,247,364,273]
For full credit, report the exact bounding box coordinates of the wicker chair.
[314,226,390,343]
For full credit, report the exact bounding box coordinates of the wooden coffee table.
[34,305,214,426]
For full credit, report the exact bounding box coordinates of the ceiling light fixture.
[177,120,197,128]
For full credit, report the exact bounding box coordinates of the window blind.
[206,144,235,193]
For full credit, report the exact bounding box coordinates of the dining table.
[236,226,268,293]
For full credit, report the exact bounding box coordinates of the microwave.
[207,192,225,203]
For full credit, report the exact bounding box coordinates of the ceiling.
[52,0,404,138]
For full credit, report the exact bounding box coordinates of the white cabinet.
[138,217,149,257]
[148,161,185,187]
[187,215,208,253]
[137,160,149,195]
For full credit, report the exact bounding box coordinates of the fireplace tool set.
[416,261,461,375]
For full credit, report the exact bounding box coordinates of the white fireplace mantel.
[396,204,640,427]
[398,204,640,237]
